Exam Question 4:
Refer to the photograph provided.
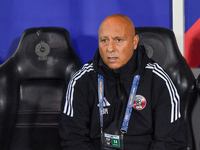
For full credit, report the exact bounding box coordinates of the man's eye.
[117,39,122,42]
[101,39,107,42]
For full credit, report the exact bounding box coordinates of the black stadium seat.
[0,27,83,150]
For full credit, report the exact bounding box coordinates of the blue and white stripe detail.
[146,63,181,123]
[63,63,94,117]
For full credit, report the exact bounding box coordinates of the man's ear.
[133,35,139,50]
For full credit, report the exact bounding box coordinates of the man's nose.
[107,40,114,52]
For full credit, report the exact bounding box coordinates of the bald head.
[98,14,136,38]
[98,14,139,70]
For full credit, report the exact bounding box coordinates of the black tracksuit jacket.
[59,46,187,150]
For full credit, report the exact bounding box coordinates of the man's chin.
[107,64,121,70]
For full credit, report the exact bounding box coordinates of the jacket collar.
[93,46,149,80]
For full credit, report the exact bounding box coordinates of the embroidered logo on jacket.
[97,97,110,114]
[133,95,147,110]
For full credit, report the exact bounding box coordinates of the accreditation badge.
[101,132,124,150]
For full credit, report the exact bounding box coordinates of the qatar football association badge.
[133,95,147,110]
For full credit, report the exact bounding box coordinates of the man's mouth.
[108,57,118,62]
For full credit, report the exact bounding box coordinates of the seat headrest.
[136,27,182,70]
[11,27,80,79]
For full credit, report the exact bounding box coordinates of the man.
[59,14,186,149]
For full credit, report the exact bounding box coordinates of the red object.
[185,18,200,68]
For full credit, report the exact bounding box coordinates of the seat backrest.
[0,27,83,150]
[136,27,197,150]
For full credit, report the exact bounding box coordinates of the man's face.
[98,17,139,70]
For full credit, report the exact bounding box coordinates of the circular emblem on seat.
[133,95,147,110]
[144,43,154,58]
[35,41,50,57]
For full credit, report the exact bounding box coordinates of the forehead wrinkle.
[99,24,134,41]
[99,24,126,38]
